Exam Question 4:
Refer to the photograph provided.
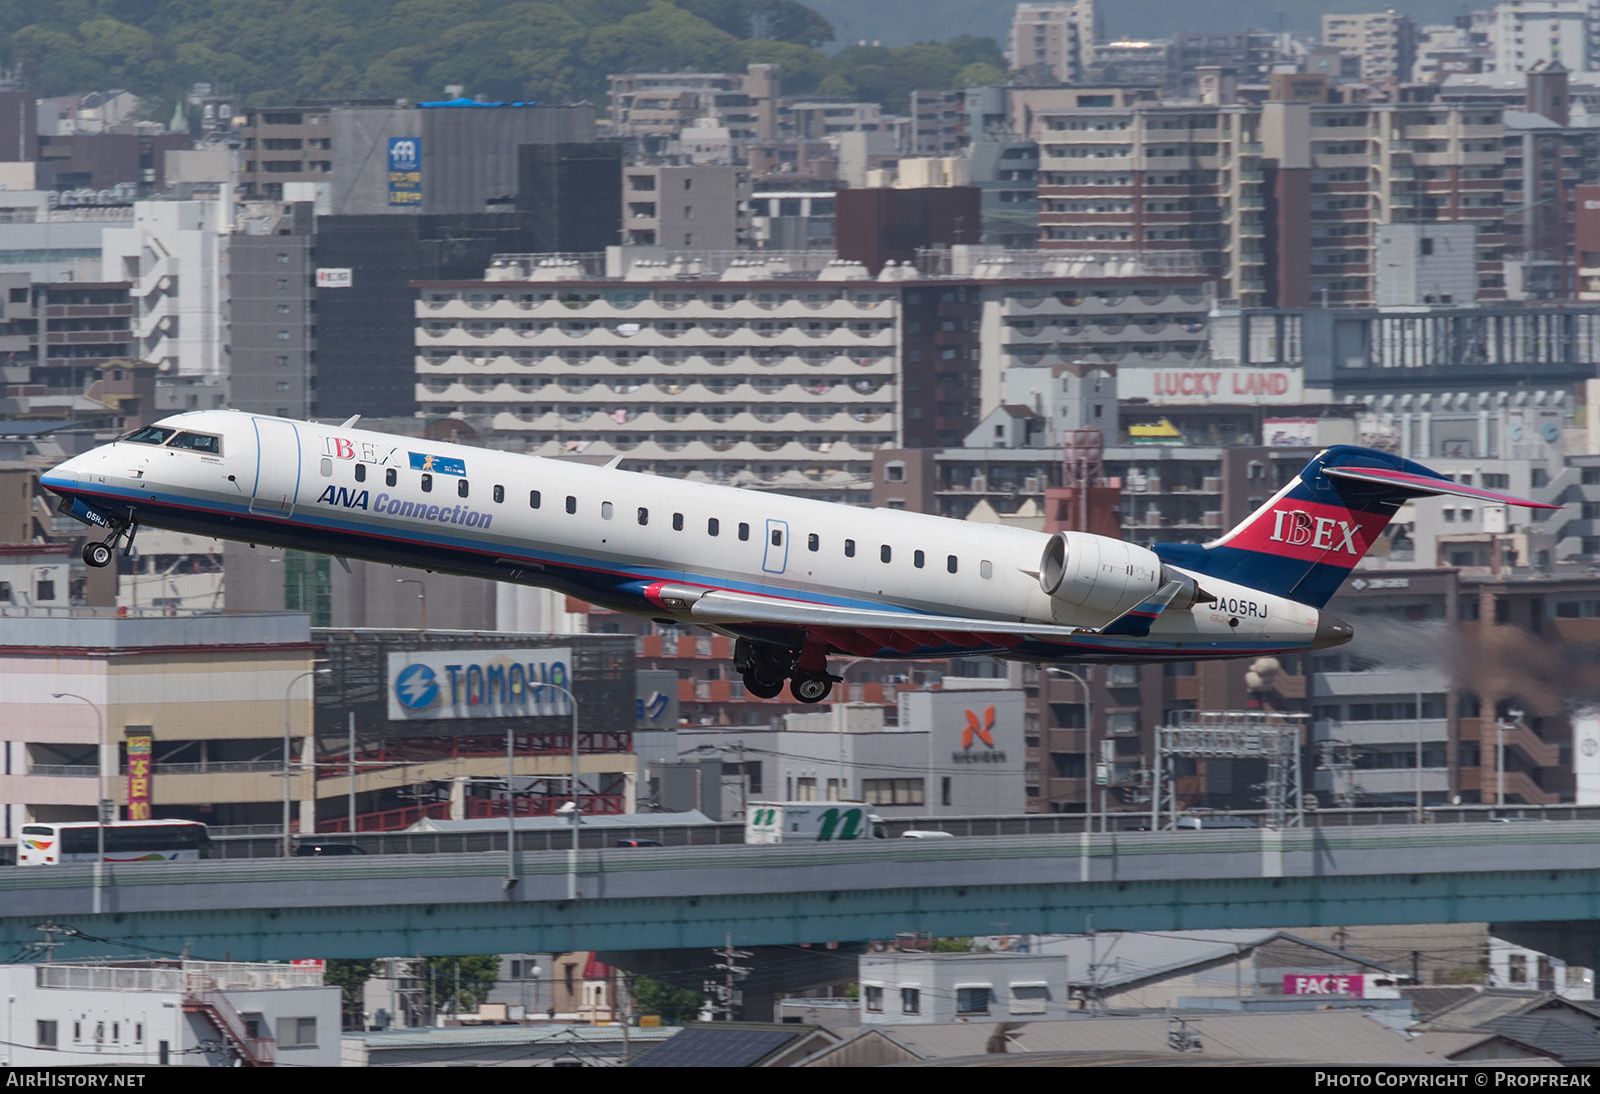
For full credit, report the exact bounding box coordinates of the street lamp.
[830,657,871,801]
[1045,667,1096,832]
[51,692,107,913]
[396,579,427,633]
[282,666,328,856]
[1497,707,1523,815]
[504,680,581,896]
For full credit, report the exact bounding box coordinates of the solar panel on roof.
[630,1028,796,1068]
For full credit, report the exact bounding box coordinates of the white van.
[1176,813,1257,831]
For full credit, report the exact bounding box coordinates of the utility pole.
[704,933,752,1021]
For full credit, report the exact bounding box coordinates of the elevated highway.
[5,822,1600,964]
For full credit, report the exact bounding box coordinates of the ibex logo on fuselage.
[1270,509,1362,555]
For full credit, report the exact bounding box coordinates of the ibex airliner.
[42,410,1555,703]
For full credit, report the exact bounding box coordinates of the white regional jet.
[43,411,1556,703]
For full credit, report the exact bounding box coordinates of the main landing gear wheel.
[741,672,785,700]
[789,672,834,704]
[82,541,113,568]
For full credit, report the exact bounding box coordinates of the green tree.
[631,976,704,1024]
[414,955,501,1016]
[324,958,382,1030]
[955,61,1008,88]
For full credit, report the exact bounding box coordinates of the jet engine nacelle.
[1039,531,1162,615]
[1038,531,1211,618]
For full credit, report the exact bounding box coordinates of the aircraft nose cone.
[1312,611,1354,650]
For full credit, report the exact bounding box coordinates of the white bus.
[17,820,210,865]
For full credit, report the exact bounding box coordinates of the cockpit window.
[169,432,221,454]
[120,426,175,445]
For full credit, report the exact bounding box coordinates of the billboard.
[387,138,421,206]
[1263,418,1318,447]
[1282,974,1365,998]
[316,268,353,289]
[1118,367,1304,405]
[387,647,573,721]
[125,729,153,820]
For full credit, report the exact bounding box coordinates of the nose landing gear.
[81,517,138,568]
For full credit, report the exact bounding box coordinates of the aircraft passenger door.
[762,518,789,574]
[250,417,301,517]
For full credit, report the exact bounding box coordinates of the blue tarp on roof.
[416,97,540,108]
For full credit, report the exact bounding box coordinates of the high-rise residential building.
[1500,62,1600,298]
[963,87,1039,250]
[236,101,347,201]
[1011,1,1100,85]
[1021,88,1510,307]
[230,202,315,419]
[621,164,745,250]
[414,251,899,504]
[1322,11,1420,85]
[99,199,230,384]
[1489,0,1600,73]
[412,247,1212,500]
[608,65,780,149]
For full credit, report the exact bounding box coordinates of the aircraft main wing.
[672,587,1087,649]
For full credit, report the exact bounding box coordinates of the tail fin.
[1150,445,1558,608]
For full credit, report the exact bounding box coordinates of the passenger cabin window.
[672,513,683,531]
[771,528,782,547]
[808,533,819,552]
[493,485,504,503]
[947,555,958,574]
[457,479,470,498]
[386,469,397,487]
[708,518,720,536]
[421,473,433,493]
[638,508,649,526]
[981,560,993,579]
[601,501,613,519]
[881,545,892,563]
[845,539,856,558]
[566,495,576,514]
[530,490,542,508]
[914,550,925,569]
[169,432,221,454]
[320,458,333,477]
[354,465,366,482]
[738,523,750,541]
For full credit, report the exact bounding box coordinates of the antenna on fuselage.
[340,415,361,428]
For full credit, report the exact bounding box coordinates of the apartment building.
[1011,1,1100,85]
[1489,0,1600,73]
[622,163,745,250]
[608,66,779,146]
[0,961,339,1067]
[413,247,1213,501]
[1023,90,1509,307]
[1322,11,1420,85]
[99,199,230,386]
[1500,64,1600,298]
[415,250,898,504]
[236,101,346,201]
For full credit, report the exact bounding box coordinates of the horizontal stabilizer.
[1321,466,1559,510]
[1094,580,1187,638]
